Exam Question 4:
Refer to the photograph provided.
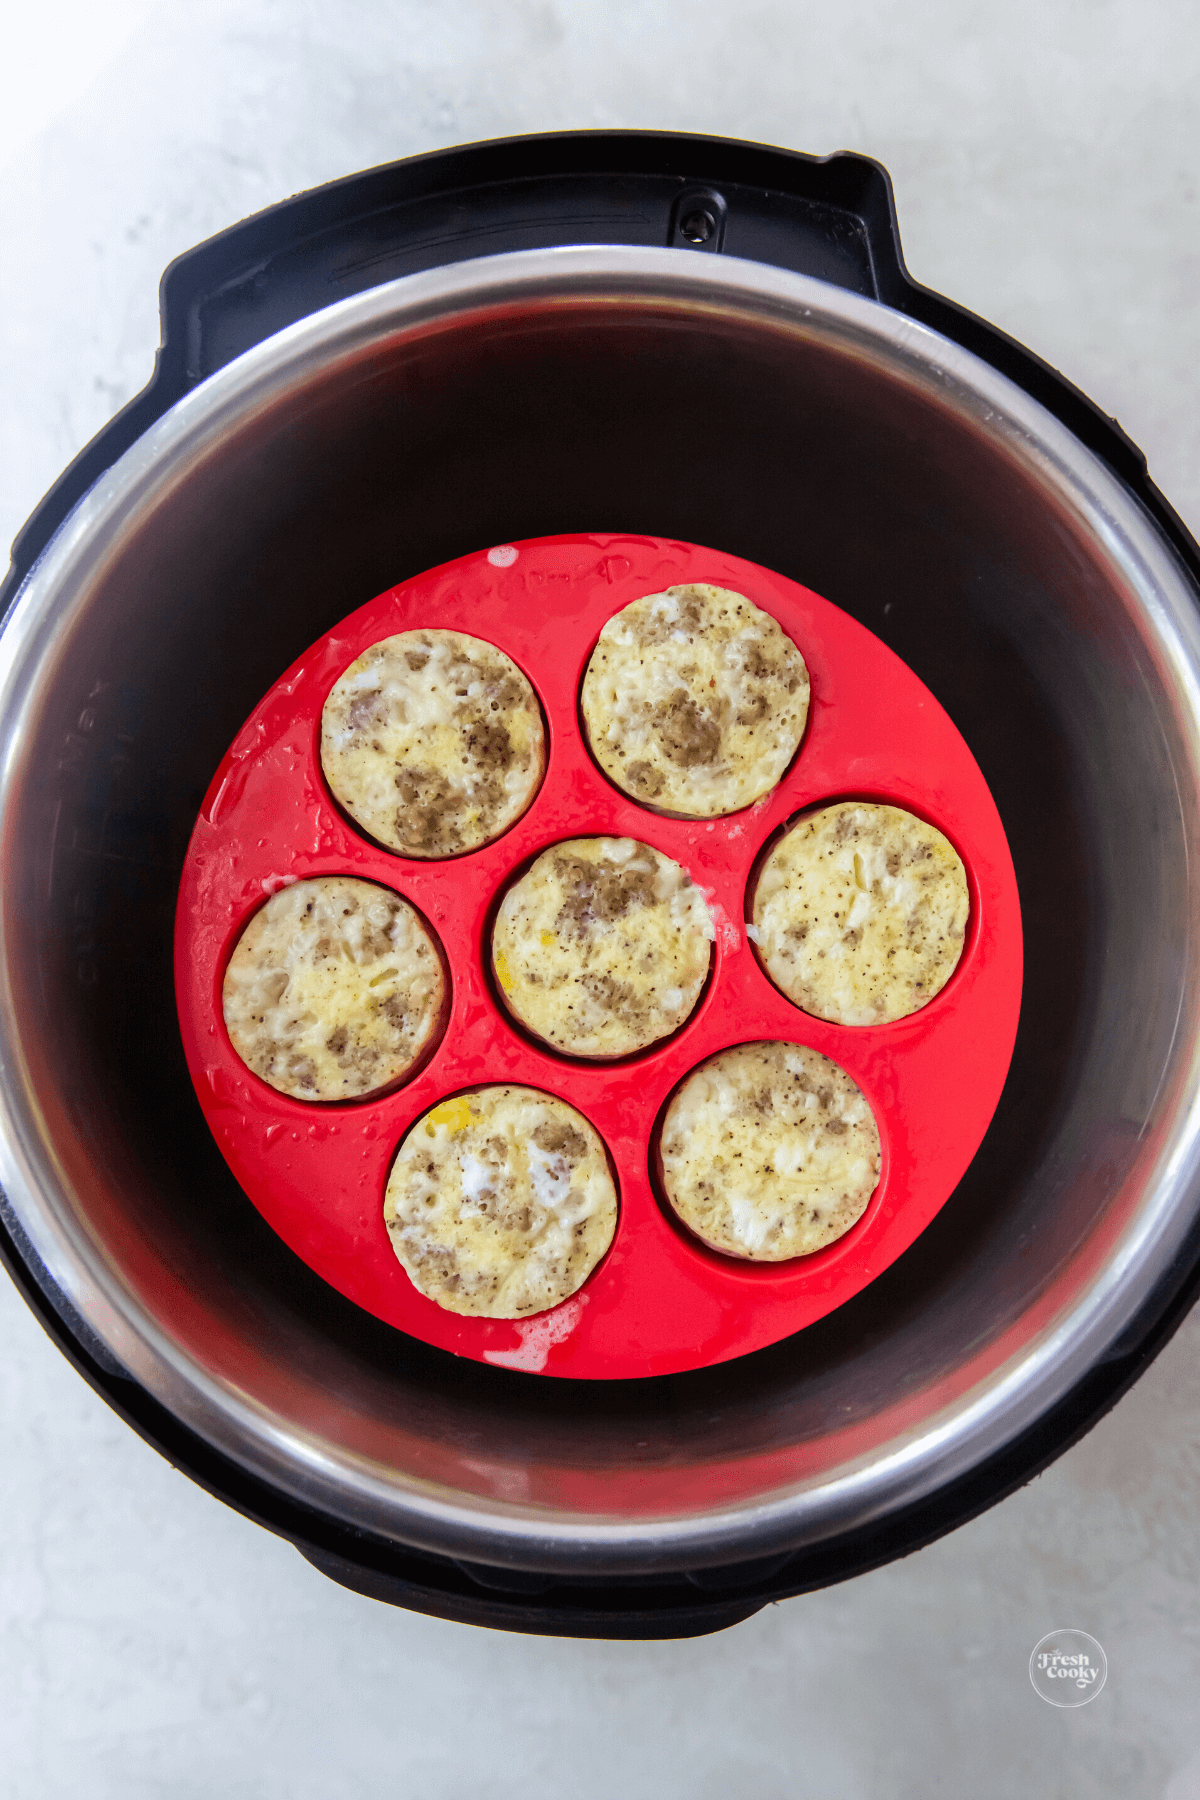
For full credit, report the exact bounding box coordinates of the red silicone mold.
[175,534,1022,1379]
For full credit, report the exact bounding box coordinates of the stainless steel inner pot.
[3,244,1200,1582]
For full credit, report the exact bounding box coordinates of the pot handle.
[297,1541,770,1639]
[3,135,908,608]
[152,134,912,389]
[2,130,1160,617]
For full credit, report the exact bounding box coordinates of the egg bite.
[222,875,447,1101]
[658,1040,881,1261]
[491,837,713,1059]
[751,801,969,1026]
[321,629,545,858]
[384,1086,618,1317]
[580,583,809,817]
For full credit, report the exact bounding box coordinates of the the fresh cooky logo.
[1029,1629,1107,1706]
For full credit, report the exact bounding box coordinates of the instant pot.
[3,131,1199,1639]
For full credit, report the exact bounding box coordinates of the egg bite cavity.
[384,1086,619,1318]
[491,836,715,1060]
[321,628,546,858]
[580,583,810,818]
[751,801,970,1026]
[221,875,448,1102]
[658,1041,882,1262]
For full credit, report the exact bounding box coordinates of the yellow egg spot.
[540,930,555,947]
[494,950,513,991]
[427,1096,473,1133]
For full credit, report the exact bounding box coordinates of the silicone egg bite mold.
[175,534,1022,1378]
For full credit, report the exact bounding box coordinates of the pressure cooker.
[2,131,1199,1637]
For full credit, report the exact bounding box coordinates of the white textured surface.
[4,2,1200,1794]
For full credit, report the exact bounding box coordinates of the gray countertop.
[3,4,1200,1794]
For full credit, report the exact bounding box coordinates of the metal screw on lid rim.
[680,209,715,244]
[668,188,727,253]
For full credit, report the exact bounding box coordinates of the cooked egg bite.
[580,584,809,817]
[222,876,447,1101]
[752,802,969,1026]
[321,629,545,858]
[659,1041,881,1261]
[384,1086,618,1317]
[491,837,714,1059]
